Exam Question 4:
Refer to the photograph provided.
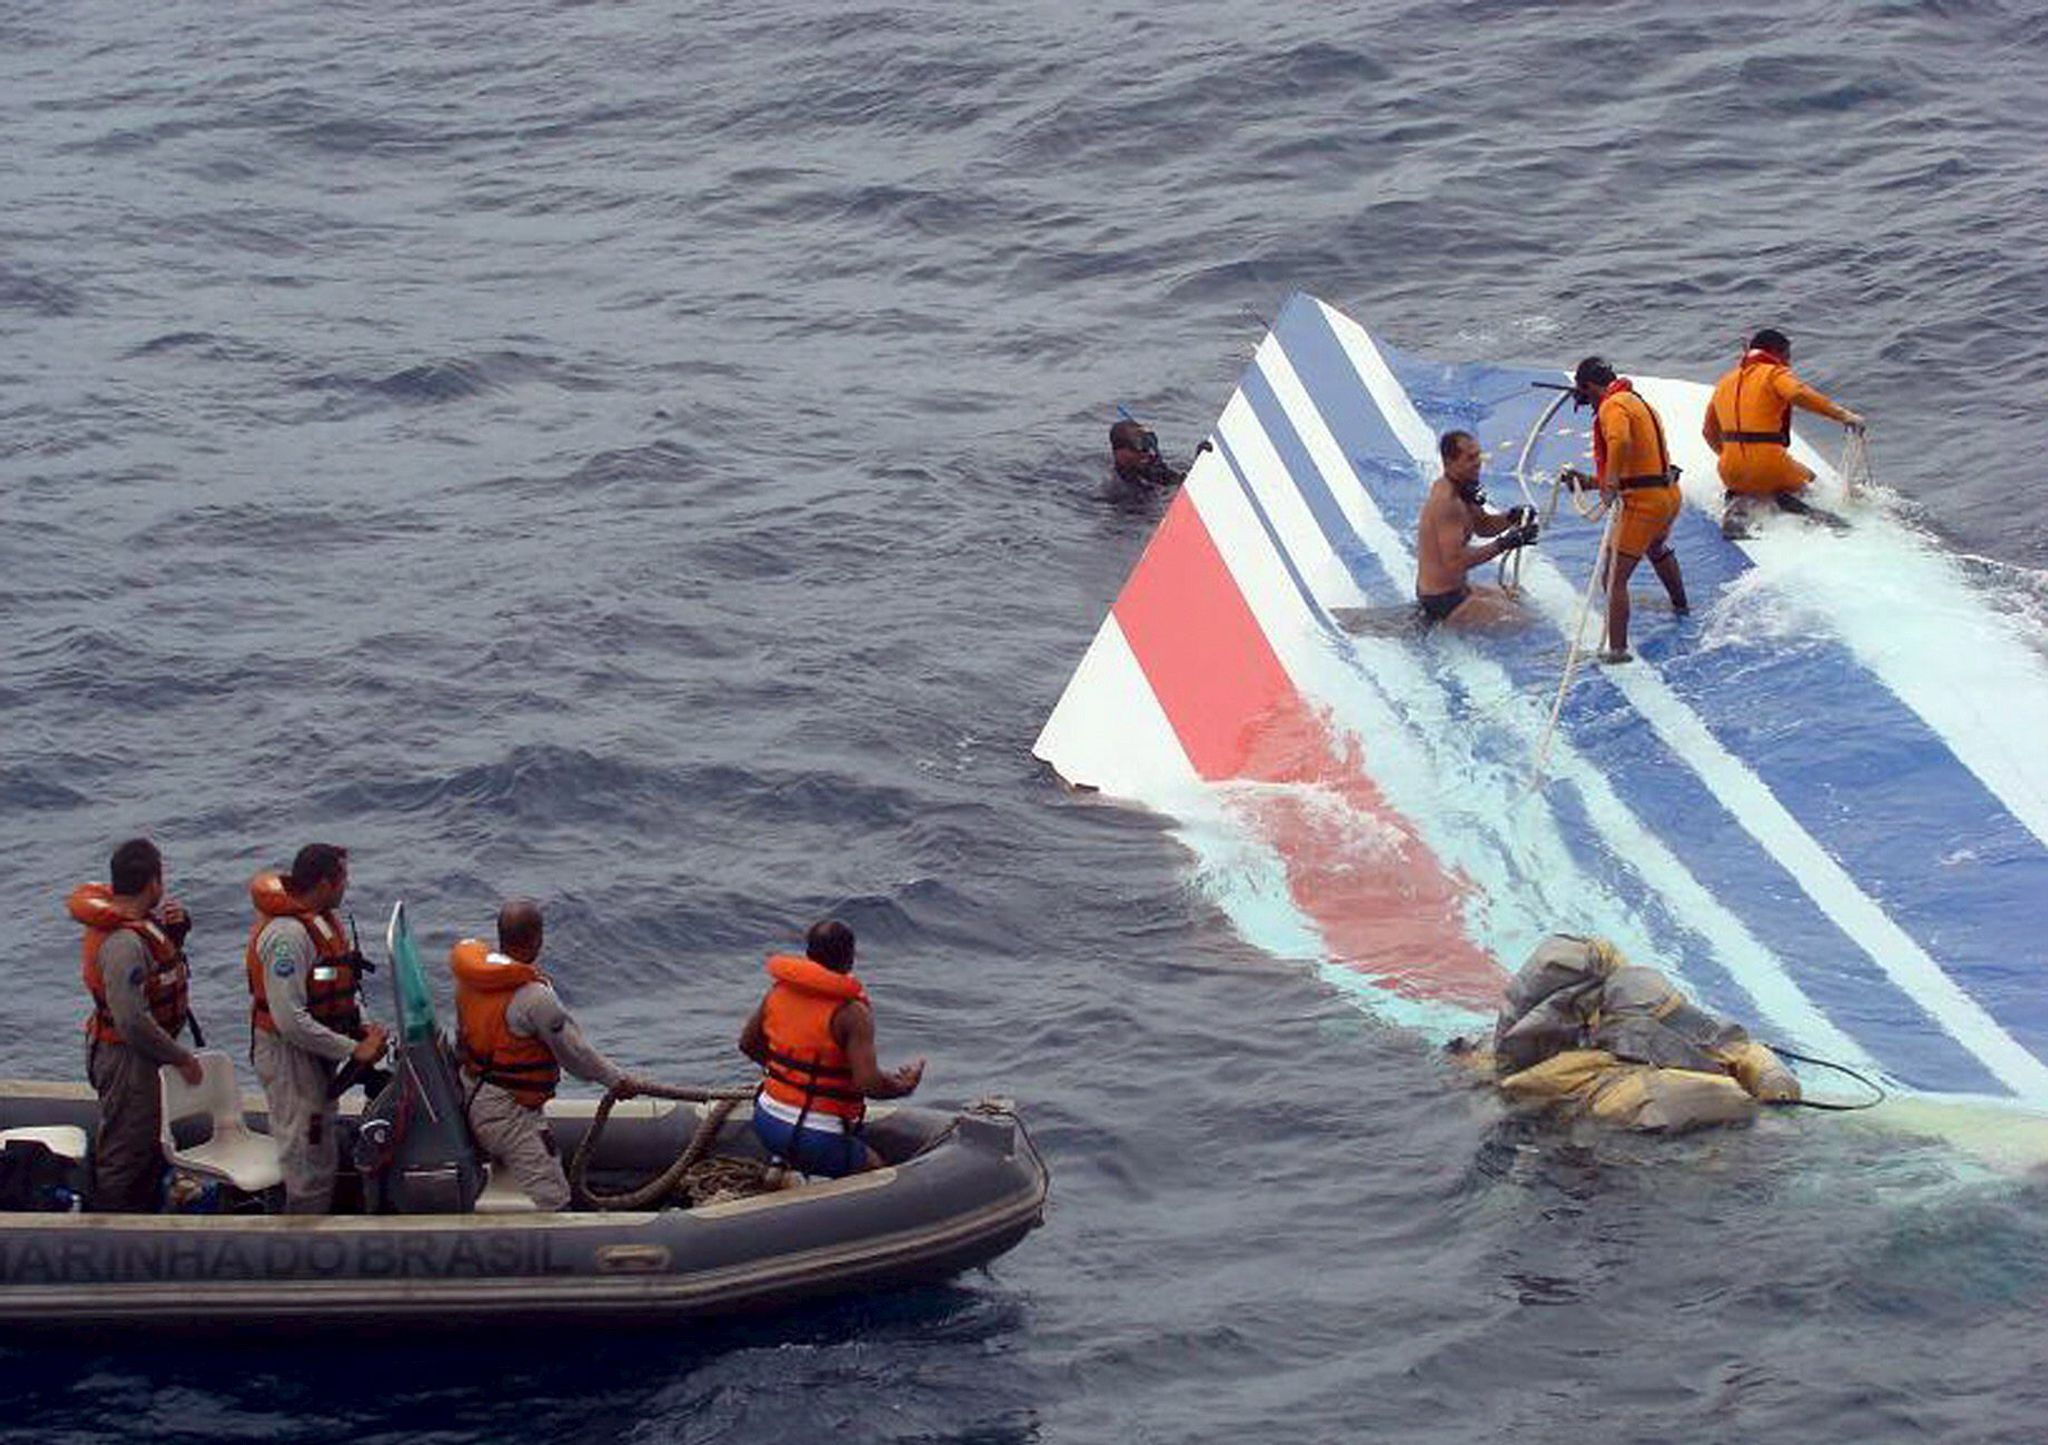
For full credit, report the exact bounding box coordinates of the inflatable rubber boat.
[0,905,1048,1330]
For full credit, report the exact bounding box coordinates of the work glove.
[1498,520,1540,551]
[1505,504,1536,528]
[1841,410,1866,435]
[1556,468,1592,492]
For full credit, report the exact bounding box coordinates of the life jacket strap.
[764,1046,854,1081]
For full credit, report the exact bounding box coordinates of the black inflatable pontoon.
[0,903,1047,1330]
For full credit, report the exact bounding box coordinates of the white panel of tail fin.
[1032,615,1194,797]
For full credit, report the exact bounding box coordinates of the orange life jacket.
[244,872,363,1038]
[758,953,868,1123]
[450,938,560,1110]
[71,883,190,1046]
[1592,379,1675,489]
[1711,350,1796,448]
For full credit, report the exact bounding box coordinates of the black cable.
[1761,1042,1886,1111]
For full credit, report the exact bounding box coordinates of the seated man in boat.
[451,899,646,1211]
[738,920,924,1177]
[1110,417,1209,489]
[1703,328,1865,538]
[246,844,388,1214]
[1572,356,1690,663]
[1414,429,1539,625]
[68,838,206,1212]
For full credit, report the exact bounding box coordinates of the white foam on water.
[1165,790,1492,1041]
[1640,375,2048,854]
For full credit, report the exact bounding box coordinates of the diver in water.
[1110,418,1209,488]
[1414,429,1538,625]
[1703,328,1865,538]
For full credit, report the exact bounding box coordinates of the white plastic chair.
[157,1049,284,1193]
[472,1164,540,1214]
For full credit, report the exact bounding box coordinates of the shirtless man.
[1415,430,1539,625]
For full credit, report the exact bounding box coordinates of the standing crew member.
[1414,429,1538,625]
[246,844,387,1214]
[451,899,645,1212]
[71,838,205,1212]
[1574,356,1690,664]
[738,920,924,1177]
[1703,328,1865,537]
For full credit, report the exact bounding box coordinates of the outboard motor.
[354,901,483,1214]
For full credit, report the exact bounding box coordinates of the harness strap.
[764,1046,853,1079]
[1725,364,1791,447]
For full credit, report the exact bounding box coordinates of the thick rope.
[1838,429,1872,501]
[1523,497,1613,785]
[567,1080,758,1212]
[1528,505,1618,792]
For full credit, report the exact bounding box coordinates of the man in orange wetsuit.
[1573,357,1689,664]
[1703,328,1865,538]
[737,919,923,1177]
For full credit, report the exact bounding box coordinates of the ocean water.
[4,1,2047,1441]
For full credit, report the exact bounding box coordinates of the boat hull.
[0,1085,1048,1330]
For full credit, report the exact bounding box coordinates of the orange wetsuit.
[1594,381,1681,559]
[1705,350,1852,496]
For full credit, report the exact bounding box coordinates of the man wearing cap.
[1703,328,1865,538]
[1573,356,1690,664]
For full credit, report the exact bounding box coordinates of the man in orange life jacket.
[70,838,205,1212]
[246,843,388,1213]
[738,920,924,1177]
[451,899,646,1211]
[1572,356,1690,664]
[1703,328,1865,538]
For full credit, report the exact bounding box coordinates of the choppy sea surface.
[5,1,2048,1440]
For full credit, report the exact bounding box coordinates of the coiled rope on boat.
[567,1079,761,1211]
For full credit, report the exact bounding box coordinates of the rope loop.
[567,1080,759,1211]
